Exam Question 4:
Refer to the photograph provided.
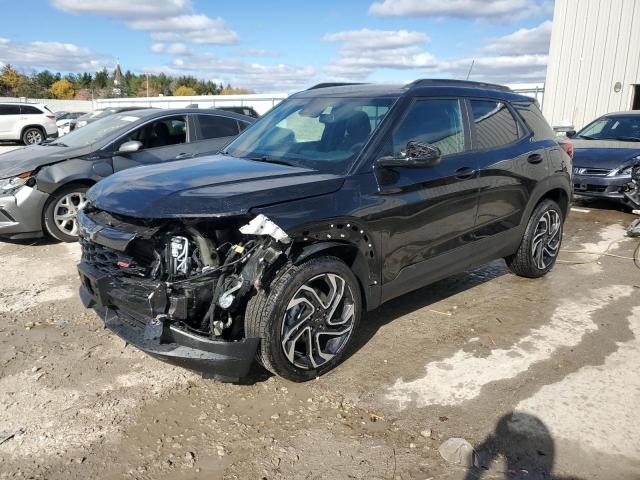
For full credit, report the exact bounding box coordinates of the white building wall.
[544,0,640,130]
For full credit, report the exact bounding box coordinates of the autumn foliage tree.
[50,79,75,99]
[173,85,197,96]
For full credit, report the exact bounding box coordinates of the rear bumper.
[0,186,48,239]
[572,174,628,201]
[77,261,259,381]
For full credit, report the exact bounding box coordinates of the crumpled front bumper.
[77,261,259,382]
[0,186,49,239]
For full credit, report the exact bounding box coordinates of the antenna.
[466,60,475,80]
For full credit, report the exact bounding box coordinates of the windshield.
[224,96,396,174]
[578,115,640,141]
[49,113,142,148]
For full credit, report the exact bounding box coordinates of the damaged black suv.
[77,80,571,382]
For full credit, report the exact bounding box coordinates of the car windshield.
[578,115,640,141]
[224,96,396,174]
[48,113,142,148]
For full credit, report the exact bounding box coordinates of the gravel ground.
[0,196,639,480]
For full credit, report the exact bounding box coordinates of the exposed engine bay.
[78,205,291,341]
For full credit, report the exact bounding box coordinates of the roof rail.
[405,79,511,92]
[307,82,366,90]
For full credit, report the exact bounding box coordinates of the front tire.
[506,199,563,278]
[245,256,362,382]
[22,127,44,145]
[43,185,88,242]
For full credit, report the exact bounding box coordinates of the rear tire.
[22,127,44,145]
[245,256,362,382]
[43,184,89,242]
[506,199,563,278]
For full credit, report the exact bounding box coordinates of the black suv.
[77,80,571,382]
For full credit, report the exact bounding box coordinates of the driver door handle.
[454,167,476,180]
[175,152,193,160]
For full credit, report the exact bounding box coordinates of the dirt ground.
[0,183,639,479]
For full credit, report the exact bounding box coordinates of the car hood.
[571,139,640,168]
[0,143,94,179]
[87,154,345,219]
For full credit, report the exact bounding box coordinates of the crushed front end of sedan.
[77,207,294,381]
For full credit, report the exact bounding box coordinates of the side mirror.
[118,140,143,154]
[376,141,442,169]
[565,130,577,139]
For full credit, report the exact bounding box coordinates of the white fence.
[1,84,545,117]
[95,93,288,116]
[0,97,94,112]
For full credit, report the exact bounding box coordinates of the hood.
[0,143,94,179]
[87,154,345,218]
[571,139,640,169]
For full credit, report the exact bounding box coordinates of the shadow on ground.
[465,412,585,480]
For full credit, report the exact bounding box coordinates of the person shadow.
[464,412,585,480]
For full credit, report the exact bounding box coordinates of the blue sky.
[0,0,555,92]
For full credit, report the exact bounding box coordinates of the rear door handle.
[175,152,193,160]
[454,167,476,180]
[527,153,544,164]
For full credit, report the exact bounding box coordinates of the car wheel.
[505,199,563,278]
[22,127,44,145]
[43,185,88,242]
[245,256,362,381]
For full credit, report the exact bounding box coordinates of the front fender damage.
[77,206,378,378]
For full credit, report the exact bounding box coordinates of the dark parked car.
[76,80,571,382]
[74,106,149,129]
[567,112,640,204]
[0,108,255,241]
[216,106,260,118]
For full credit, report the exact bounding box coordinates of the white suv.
[0,103,58,145]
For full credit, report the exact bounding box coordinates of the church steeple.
[113,59,122,87]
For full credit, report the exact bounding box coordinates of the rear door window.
[0,104,21,115]
[393,99,465,156]
[197,114,240,139]
[469,100,521,150]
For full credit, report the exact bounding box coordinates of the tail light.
[46,115,56,120]
[558,139,574,159]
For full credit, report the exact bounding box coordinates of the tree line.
[0,65,252,99]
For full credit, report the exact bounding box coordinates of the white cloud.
[323,29,430,50]
[369,0,552,21]
[0,37,109,72]
[437,54,549,82]
[323,29,436,80]
[50,0,189,19]
[50,0,238,45]
[131,15,238,44]
[150,42,193,56]
[237,48,282,58]
[483,20,552,55]
[145,53,316,92]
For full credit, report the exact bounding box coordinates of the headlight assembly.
[610,156,640,176]
[0,171,35,194]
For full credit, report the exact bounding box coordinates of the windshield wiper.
[578,135,597,140]
[614,136,640,142]
[247,155,294,167]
